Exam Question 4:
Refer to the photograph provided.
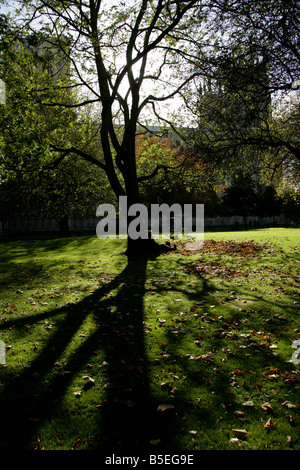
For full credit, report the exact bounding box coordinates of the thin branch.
[137,163,170,183]
[139,72,199,112]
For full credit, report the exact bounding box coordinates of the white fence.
[0,214,285,236]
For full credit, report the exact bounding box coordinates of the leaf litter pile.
[178,239,280,279]
[178,239,275,256]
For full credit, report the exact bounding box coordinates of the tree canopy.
[187,0,300,184]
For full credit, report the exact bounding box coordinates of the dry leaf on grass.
[261,402,273,413]
[82,375,95,383]
[232,429,248,439]
[282,401,297,409]
[264,417,276,428]
[157,404,175,412]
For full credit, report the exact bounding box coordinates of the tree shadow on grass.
[0,252,178,452]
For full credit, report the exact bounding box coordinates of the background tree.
[256,185,282,222]
[186,0,300,186]
[0,26,114,235]
[222,174,259,229]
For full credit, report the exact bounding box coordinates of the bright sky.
[0,1,18,15]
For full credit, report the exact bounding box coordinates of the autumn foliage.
[135,133,220,207]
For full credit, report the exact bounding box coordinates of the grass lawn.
[0,227,299,452]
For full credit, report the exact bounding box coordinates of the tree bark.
[120,137,176,256]
[58,215,70,237]
[125,231,174,256]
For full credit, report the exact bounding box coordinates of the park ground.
[0,226,299,452]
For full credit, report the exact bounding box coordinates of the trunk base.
[59,215,70,237]
[125,236,176,256]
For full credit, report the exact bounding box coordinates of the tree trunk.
[58,215,70,237]
[124,211,175,256]
[125,232,174,256]
[122,168,175,255]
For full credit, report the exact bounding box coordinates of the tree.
[0,25,114,235]
[257,185,282,221]
[222,174,259,229]
[187,0,300,184]
[188,55,271,180]
[8,0,207,253]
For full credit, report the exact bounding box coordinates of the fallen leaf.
[261,402,273,413]
[157,404,175,412]
[160,382,169,388]
[229,438,240,444]
[82,376,95,383]
[196,353,215,363]
[264,417,276,428]
[232,429,248,439]
[162,354,172,360]
[243,400,255,407]
[268,374,280,380]
[282,401,297,409]
[234,370,245,376]
[149,439,161,446]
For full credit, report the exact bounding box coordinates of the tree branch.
[137,163,169,183]
[50,145,106,171]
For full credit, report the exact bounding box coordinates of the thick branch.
[37,98,101,108]
[50,145,106,171]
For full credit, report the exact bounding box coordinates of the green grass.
[0,227,299,451]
